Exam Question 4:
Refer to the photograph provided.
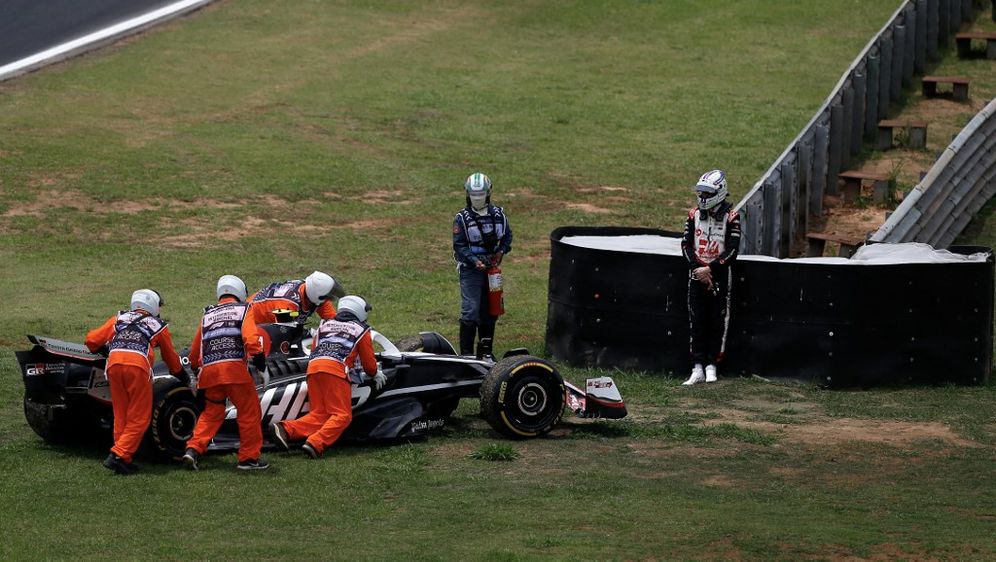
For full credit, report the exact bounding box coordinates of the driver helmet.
[695,169,728,211]
[304,271,338,305]
[465,172,492,211]
[131,289,163,316]
[216,274,248,302]
[338,295,371,322]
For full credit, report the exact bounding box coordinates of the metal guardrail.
[734,0,976,257]
[871,97,996,245]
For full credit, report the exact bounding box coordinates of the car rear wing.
[564,376,627,419]
[25,335,104,365]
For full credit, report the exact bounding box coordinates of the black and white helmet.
[465,172,492,210]
[695,169,728,211]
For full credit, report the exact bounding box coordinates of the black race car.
[17,322,626,459]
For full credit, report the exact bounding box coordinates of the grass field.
[2,0,995,559]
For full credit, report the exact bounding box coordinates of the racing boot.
[705,364,718,383]
[459,321,476,356]
[477,323,495,360]
[682,364,705,386]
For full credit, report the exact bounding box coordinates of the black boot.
[459,322,476,355]
[477,323,495,360]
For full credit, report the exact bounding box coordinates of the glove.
[95,345,110,357]
[258,368,270,391]
[371,368,387,391]
[493,251,504,266]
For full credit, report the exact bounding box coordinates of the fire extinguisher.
[486,266,505,316]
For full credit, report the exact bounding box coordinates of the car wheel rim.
[517,382,548,417]
[169,405,197,441]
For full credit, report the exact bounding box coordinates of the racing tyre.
[145,385,200,460]
[396,332,457,355]
[480,355,564,439]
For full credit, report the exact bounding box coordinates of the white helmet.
[465,172,492,211]
[216,274,248,302]
[337,295,371,322]
[695,169,728,211]
[304,271,337,305]
[131,289,163,316]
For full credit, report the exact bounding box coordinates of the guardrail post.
[865,53,880,138]
[891,26,905,102]
[879,35,893,118]
[781,157,799,256]
[762,178,780,256]
[748,195,764,255]
[915,0,928,74]
[902,12,915,87]
[828,101,845,195]
[851,71,866,154]
[812,122,830,217]
[949,0,962,33]
[938,0,950,46]
[799,139,813,238]
[842,86,854,169]
[928,0,940,59]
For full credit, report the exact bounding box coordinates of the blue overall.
[452,205,512,326]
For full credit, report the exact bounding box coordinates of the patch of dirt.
[564,202,617,214]
[700,474,735,487]
[2,190,273,218]
[362,190,414,205]
[706,404,977,448]
[815,196,888,243]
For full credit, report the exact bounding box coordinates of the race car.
[17,322,626,459]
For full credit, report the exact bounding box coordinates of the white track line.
[0,0,216,82]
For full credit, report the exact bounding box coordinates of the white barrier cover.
[559,236,990,264]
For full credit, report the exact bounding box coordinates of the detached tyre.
[480,356,564,439]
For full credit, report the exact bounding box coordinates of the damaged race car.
[17,322,627,459]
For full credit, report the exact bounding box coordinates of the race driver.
[680,169,742,386]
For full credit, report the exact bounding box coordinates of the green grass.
[3,0,996,559]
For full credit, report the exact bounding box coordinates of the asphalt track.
[0,0,176,67]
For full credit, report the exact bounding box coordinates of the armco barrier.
[871,97,996,246]
[735,0,975,257]
[545,226,993,386]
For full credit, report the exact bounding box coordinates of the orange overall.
[86,311,182,464]
[247,282,336,325]
[282,316,376,454]
[184,297,265,462]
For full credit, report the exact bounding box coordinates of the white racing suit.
[680,202,742,366]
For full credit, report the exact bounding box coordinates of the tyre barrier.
[545,226,993,387]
